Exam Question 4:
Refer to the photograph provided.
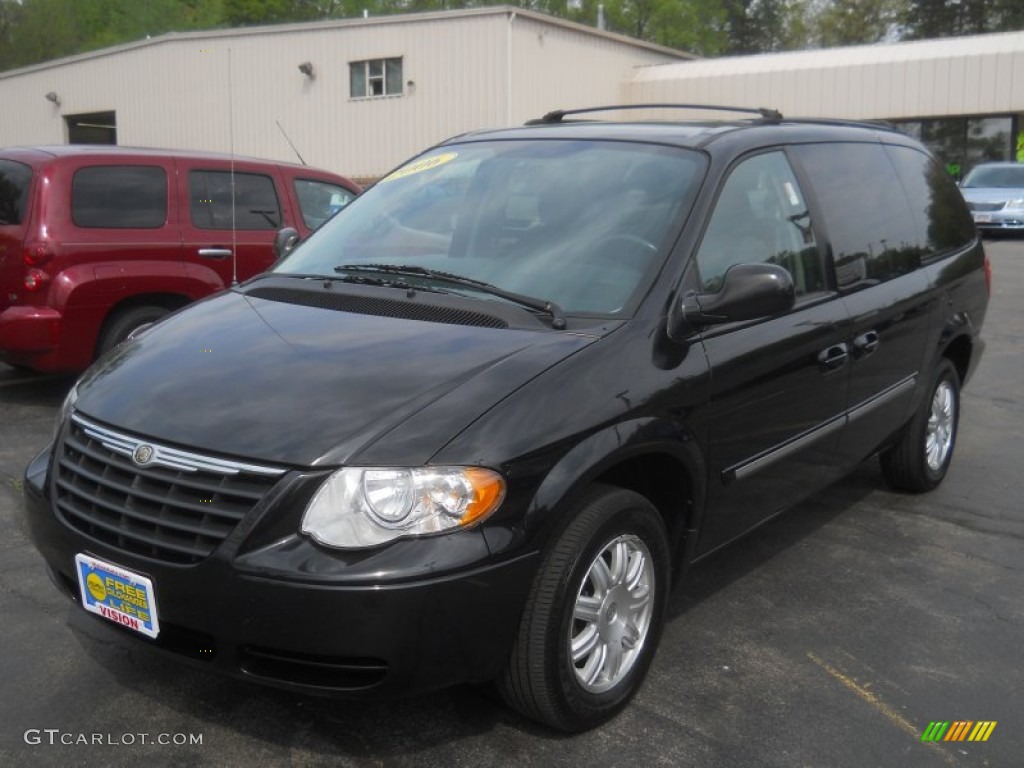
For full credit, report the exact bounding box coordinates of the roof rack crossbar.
[529,104,783,125]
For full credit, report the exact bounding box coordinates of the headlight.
[301,466,505,548]
[1007,198,1024,209]
[52,383,79,442]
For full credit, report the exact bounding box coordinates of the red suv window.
[0,159,32,225]
[71,166,168,229]
[189,170,281,230]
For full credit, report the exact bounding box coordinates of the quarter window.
[794,143,923,288]
[0,160,32,226]
[71,166,167,229]
[884,145,975,258]
[294,179,355,230]
[350,58,403,98]
[696,151,823,296]
[190,171,281,230]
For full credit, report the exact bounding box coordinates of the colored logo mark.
[86,572,106,602]
[921,721,996,742]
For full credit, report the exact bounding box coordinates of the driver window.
[696,151,823,296]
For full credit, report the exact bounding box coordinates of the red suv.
[0,146,359,372]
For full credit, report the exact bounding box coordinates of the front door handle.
[198,248,232,259]
[853,330,880,356]
[817,343,849,371]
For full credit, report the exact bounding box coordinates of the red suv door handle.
[817,343,849,371]
[198,248,233,259]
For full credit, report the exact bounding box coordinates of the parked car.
[24,108,989,732]
[959,161,1024,232]
[0,146,359,372]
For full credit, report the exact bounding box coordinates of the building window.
[892,115,1016,178]
[350,58,403,98]
[66,111,117,145]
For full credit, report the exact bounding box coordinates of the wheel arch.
[941,332,973,386]
[523,418,707,585]
[94,293,194,356]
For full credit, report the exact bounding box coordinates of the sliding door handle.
[817,343,849,371]
[853,330,880,356]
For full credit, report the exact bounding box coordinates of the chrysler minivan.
[24,108,989,731]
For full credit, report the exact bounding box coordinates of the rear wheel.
[97,305,169,357]
[497,484,670,731]
[880,358,960,492]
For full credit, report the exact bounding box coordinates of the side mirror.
[670,263,795,336]
[273,227,301,261]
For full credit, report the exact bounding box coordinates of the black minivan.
[24,107,989,732]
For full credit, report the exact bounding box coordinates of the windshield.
[275,140,705,315]
[962,165,1024,189]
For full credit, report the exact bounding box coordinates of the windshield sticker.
[380,152,458,183]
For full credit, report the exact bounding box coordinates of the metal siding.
[508,17,680,122]
[0,17,513,180]
[1009,50,1024,106]
[628,31,1024,120]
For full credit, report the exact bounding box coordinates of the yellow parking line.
[807,652,956,766]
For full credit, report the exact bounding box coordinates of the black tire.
[97,305,169,357]
[880,358,960,493]
[497,484,670,732]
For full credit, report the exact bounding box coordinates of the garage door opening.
[66,111,117,145]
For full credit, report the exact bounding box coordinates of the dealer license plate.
[973,213,992,223]
[75,553,160,638]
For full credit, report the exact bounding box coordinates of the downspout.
[506,11,516,124]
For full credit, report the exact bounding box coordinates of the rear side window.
[190,171,281,230]
[294,179,355,230]
[884,145,974,257]
[794,143,922,288]
[0,160,33,226]
[71,166,167,229]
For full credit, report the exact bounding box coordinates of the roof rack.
[527,104,784,125]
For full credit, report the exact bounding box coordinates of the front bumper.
[971,211,1024,230]
[23,447,538,696]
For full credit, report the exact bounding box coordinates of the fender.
[484,416,708,576]
[49,261,225,370]
[922,240,989,388]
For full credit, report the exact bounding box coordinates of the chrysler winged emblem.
[132,444,155,466]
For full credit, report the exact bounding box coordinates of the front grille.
[246,285,509,329]
[54,415,286,565]
[968,201,1005,212]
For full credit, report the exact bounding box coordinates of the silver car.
[960,162,1024,232]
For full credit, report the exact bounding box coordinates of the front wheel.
[497,484,670,731]
[880,358,961,492]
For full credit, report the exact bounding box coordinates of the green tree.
[0,0,229,71]
[903,0,1024,39]
[815,0,905,46]
[722,0,789,53]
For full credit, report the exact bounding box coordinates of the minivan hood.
[74,287,600,466]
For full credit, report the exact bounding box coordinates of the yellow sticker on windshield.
[380,152,458,183]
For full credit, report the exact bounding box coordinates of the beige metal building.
[3,8,1023,180]
[0,7,690,182]
[628,30,1024,173]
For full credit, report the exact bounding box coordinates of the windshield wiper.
[334,263,567,329]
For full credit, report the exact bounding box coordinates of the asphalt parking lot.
[1,238,1021,768]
